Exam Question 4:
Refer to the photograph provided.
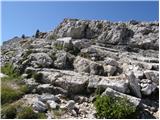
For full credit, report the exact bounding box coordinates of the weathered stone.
[36,84,54,94]
[32,100,48,112]
[89,62,104,75]
[97,75,129,94]
[74,56,103,75]
[88,75,101,89]
[38,93,60,103]
[104,57,119,67]
[65,100,75,111]
[47,100,59,109]
[102,87,141,107]
[144,70,159,85]
[103,65,117,76]
[28,53,53,68]
[127,72,142,98]
[54,51,74,69]
[55,71,89,94]
[23,78,39,91]
[73,56,90,73]
[140,79,157,95]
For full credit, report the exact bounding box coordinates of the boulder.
[88,75,101,89]
[104,57,119,67]
[28,53,53,68]
[97,75,130,94]
[54,37,73,51]
[32,100,48,112]
[144,70,159,85]
[38,93,60,103]
[89,62,104,75]
[47,100,59,109]
[102,87,141,107]
[127,72,142,98]
[54,51,74,69]
[73,56,90,73]
[55,71,89,94]
[140,79,157,96]
[23,78,39,91]
[73,56,104,75]
[103,65,117,76]
[36,84,54,94]
[64,100,75,111]
[36,83,67,95]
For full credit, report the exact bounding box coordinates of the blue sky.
[1,1,159,43]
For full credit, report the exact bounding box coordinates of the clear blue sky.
[1,1,159,43]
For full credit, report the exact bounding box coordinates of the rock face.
[1,18,159,119]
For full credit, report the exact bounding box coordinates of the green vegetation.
[1,104,17,119]
[1,103,47,119]
[52,109,66,119]
[94,95,137,119]
[1,63,29,105]
[16,106,39,119]
[54,44,64,50]
[1,63,20,79]
[1,79,29,105]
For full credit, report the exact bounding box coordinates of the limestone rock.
[54,51,74,69]
[102,87,141,107]
[127,72,142,98]
[28,53,53,68]
[140,79,157,95]
[97,75,129,94]
[32,100,48,112]
[144,70,159,85]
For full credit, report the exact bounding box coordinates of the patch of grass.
[94,95,136,119]
[1,104,17,119]
[16,106,38,119]
[52,109,66,119]
[54,44,64,50]
[1,63,20,79]
[1,81,29,105]
[38,113,47,119]
[1,104,46,119]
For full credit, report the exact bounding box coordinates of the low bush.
[1,84,29,105]
[1,63,20,79]
[94,95,136,119]
[54,44,64,50]
[1,104,17,119]
[1,104,46,119]
[16,106,38,119]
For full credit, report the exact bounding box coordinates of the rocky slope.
[1,19,159,119]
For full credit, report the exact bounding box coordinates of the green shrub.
[1,104,17,119]
[1,63,20,79]
[16,106,38,119]
[1,81,29,105]
[94,95,136,119]
[38,113,47,119]
[54,44,64,50]
[1,104,46,119]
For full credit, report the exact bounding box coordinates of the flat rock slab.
[37,69,89,94]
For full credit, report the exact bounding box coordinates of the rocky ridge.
[1,19,159,119]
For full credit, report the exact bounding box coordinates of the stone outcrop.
[1,18,159,119]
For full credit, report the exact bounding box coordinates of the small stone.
[32,100,48,112]
[47,100,59,109]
